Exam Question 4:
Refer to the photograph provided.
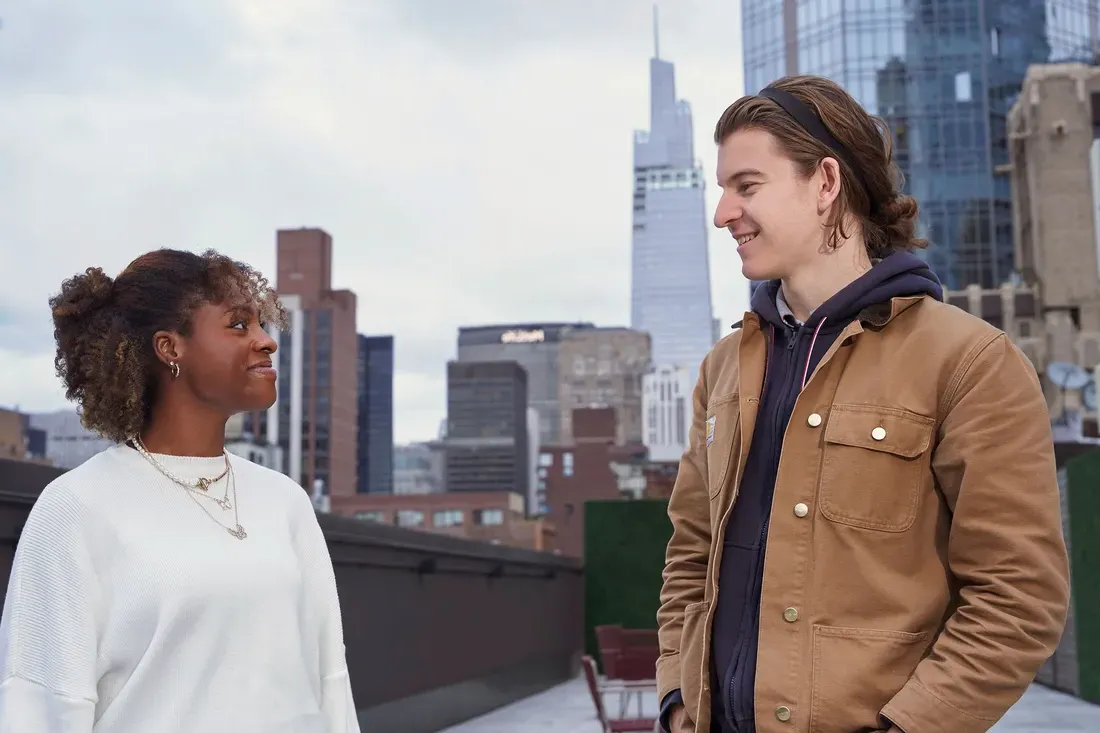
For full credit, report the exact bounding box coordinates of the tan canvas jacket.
[656,295,1071,733]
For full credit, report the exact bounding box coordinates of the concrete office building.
[742,0,1093,289]
[444,361,530,509]
[557,327,651,445]
[28,408,113,469]
[630,14,715,371]
[0,408,47,464]
[642,364,695,463]
[456,322,594,445]
[224,411,282,470]
[526,406,540,517]
[1010,63,1100,335]
[357,334,394,494]
[275,228,359,500]
[1005,62,1100,425]
[393,441,446,495]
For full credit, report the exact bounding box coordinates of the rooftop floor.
[442,677,1100,733]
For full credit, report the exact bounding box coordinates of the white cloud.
[0,0,747,442]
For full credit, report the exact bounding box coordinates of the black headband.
[758,86,876,212]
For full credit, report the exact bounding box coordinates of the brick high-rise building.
[537,407,629,558]
[275,227,359,501]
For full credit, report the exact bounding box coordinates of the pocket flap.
[824,405,934,459]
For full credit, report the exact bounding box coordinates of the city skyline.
[0,1,748,445]
[741,0,1094,290]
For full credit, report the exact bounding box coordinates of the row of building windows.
[633,168,702,191]
[354,508,505,528]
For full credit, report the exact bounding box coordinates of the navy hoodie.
[658,252,943,733]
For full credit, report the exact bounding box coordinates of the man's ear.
[816,156,843,215]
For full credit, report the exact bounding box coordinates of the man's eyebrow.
[719,168,766,186]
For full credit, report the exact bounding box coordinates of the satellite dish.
[1047,362,1091,391]
[1085,381,1098,412]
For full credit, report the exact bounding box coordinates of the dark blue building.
[741,0,1092,289]
[357,334,394,494]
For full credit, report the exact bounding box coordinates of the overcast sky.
[0,0,748,444]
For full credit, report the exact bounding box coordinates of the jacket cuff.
[881,679,997,733]
[655,651,681,703]
[659,689,684,733]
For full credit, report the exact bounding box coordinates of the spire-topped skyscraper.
[630,8,715,371]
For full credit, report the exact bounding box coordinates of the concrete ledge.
[356,653,578,733]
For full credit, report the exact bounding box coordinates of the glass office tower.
[742,0,1094,289]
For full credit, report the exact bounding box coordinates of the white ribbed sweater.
[0,444,360,733]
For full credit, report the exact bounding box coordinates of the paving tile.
[442,678,1100,733]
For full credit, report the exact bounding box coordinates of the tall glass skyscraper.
[631,15,716,369]
[741,0,1094,289]
[357,334,394,494]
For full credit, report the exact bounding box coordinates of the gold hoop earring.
[169,361,180,379]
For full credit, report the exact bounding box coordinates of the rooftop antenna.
[653,4,660,59]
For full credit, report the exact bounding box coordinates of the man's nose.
[713,198,742,229]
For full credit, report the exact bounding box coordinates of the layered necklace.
[131,436,248,540]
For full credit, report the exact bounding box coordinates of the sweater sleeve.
[0,486,100,732]
[292,493,361,733]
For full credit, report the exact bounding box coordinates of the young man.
[656,75,1070,733]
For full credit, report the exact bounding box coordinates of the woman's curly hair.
[49,248,288,443]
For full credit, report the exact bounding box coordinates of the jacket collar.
[730,294,928,332]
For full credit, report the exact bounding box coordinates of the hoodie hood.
[750,250,944,330]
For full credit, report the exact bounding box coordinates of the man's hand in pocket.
[668,704,692,732]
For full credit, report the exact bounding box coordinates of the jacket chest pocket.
[818,405,934,532]
[705,394,740,499]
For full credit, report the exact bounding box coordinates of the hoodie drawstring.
[801,317,826,391]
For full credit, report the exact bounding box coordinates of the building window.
[355,512,385,523]
[475,509,504,526]
[433,509,464,528]
[396,510,424,528]
[538,452,554,467]
[954,71,972,103]
[563,452,574,477]
[676,397,687,445]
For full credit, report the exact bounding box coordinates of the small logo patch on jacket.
[706,416,716,446]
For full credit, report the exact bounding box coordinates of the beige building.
[999,62,1100,423]
[556,327,651,445]
[0,408,51,465]
[1009,63,1100,330]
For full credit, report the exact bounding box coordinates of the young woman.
[657,76,1069,733]
[0,249,360,732]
